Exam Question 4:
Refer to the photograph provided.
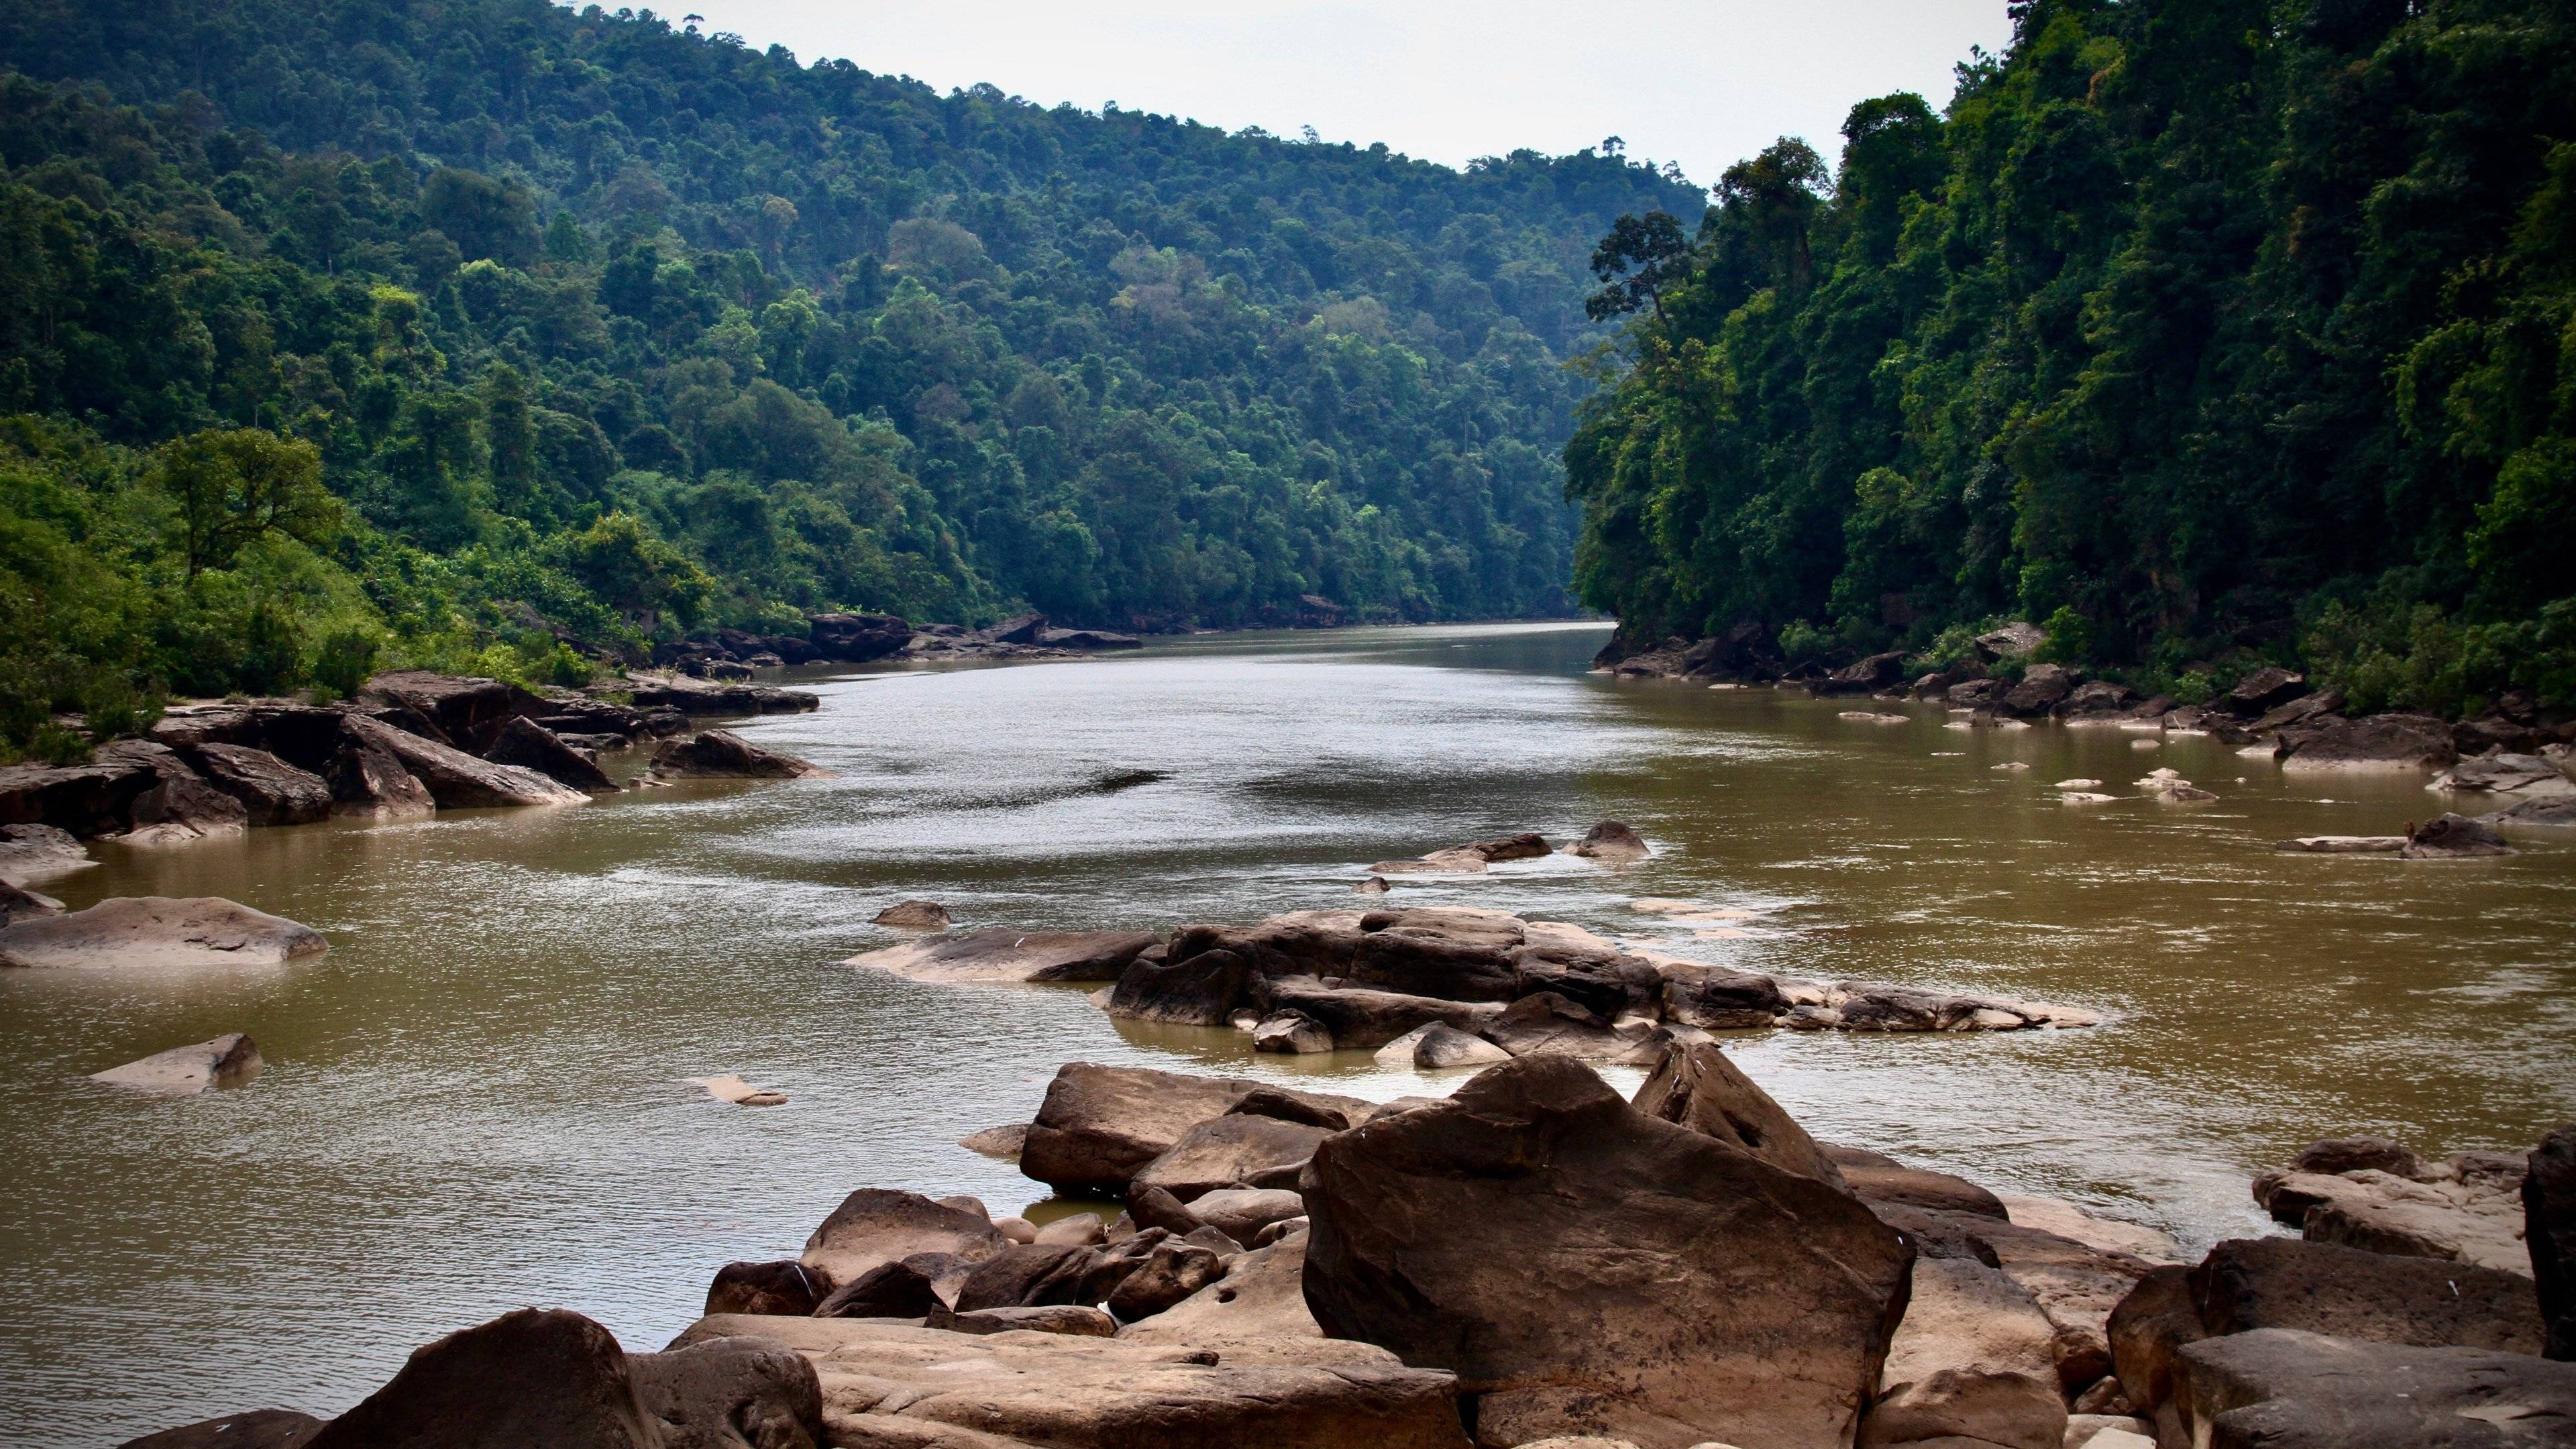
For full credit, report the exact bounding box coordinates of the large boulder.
[1477,991,1658,1061]
[341,714,588,808]
[1974,622,2047,662]
[1106,947,1249,1026]
[2166,1326,2576,1449]
[1876,1199,2151,1394]
[1821,650,1910,696]
[806,612,912,662]
[150,702,351,771]
[1859,1366,2065,1449]
[2532,1126,2576,1359]
[800,1189,1011,1289]
[1182,1188,1306,1244]
[89,1032,264,1094]
[485,716,620,794]
[0,822,90,883]
[2257,1167,2530,1274]
[303,1307,658,1449]
[815,1260,945,1319]
[1130,1114,1332,1200]
[1658,963,1792,1028]
[626,1336,825,1449]
[186,743,333,825]
[704,1259,824,1317]
[1017,1063,1367,1196]
[1301,1056,1913,1449]
[1880,1256,2062,1390]
[850,928,1161,984]
[2188,1236,2543,1352]
[669,1313,1469,1449]
[1,897,326,969]
[649,729,831,780]
[1629,1039,1845,1187]
[2278,713,2457,771]
[360,671,547,753]
[2002,663,2078,716]
[1165,910,1368,980]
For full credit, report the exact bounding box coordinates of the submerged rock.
[89,1032,264,1094]
[1564,820,1649,861]
[2399,812,2514,859]
[847,926,1160,983]
[0,897,326,969]
[688,1073,787,1107]
[870,900,952,930]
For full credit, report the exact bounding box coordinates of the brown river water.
[3,620,2571,1445]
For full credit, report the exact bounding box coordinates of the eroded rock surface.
[0,896,325,969]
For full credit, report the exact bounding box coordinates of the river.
[4,620,2571,1446]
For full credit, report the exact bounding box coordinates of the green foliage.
[2031,606,2092,666]
[310,627,380,702]
[1566,0,2576,716]
[2304,598,2576,715]
[0,0,1701,726]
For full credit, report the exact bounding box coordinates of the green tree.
[150,429,343,579]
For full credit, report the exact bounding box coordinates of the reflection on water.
[3,620,2571,1446]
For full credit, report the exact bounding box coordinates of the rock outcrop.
[0,896,326,969]
[2162,1326,2576,1449]
[1301,1055,1913,1449]
[1564,820,1649,861]
[2277,713,2457,770]
[1016,1063,1366,1196]
[485,716,621,794]
[301,1307,663,1449]
[800,1189,1012,1289]
[185,743,333,825]
[2526,1126,2576,1360]
[341,713,588,809]
[647,729,832,780]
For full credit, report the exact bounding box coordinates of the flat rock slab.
[849,928,1160,984]
[1018,1061,1371,1196]
[0,897,326,969]
[90,1033,264,1094]
[671,1313,1467,1449]
[2172,1326,2576,1448]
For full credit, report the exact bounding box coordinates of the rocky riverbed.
[114,1044,2576,1449]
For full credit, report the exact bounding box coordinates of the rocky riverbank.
[115,1044,2576,1449]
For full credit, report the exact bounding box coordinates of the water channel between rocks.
[4,619,2571,1446]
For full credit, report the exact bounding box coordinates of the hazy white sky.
[647,1,2015,187]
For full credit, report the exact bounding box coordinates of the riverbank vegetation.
[1569,0,2576,715]
[0,0,1699,759]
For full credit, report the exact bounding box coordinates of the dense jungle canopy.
[0,0,1698,755]
[1570,0,2575,714]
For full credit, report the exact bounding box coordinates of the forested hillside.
[1573,0,2575,714]
[0,0,1698,758]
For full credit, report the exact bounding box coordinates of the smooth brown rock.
[1226,1086,1354,1132]
[816,1260,944,1320]
[1179,1187,1305,1245]
[872,900,953,930]
[1250,1010,1333,1053]
[303,1307,657,1449]
[1030,1214,1102,1248]
[1882,1256,2062,1389]
[187,743,333,825]
[1630,1039,1846,1187]
[0,896,326,969]
[951,1243,1099,1312]
[627,1334,827,1449]
[1164,910,1368,979]
[342,712,588,808]
[650,729,833,780]
[1565,820,1650,861]
[0,758,156,836]
[1457,832,1553,862]
[0,876,61,924]
[2107,1265,2204,1414]
[2271,1169,2530,1274]
[1479,991,1656,1060]
[847,929,1161,985]
[486,716,621,794]
[934,1304,1118,1337]
[1016,1063,1367,1196]
[1861,1368,2066,1449]
[1103,1240,1226,1320]
[89,1032,264,1094]
[1841,1158,2011,1218]
[1301,1056,1913,1449]
[706,1258,826,1317]
[98,740,250,842]
[2278,713,2457,771]
[958,1124,1027,1161]
[801,1189,1011,1289]
[1256,974,1500,1049]
[1132,1114,1332,1200]
[1658,963,1791,1028]
[1344,907,1527,1000]
[669,1313,1469,1449]
[1107,947,1249,1026]
[2167,1326,2576,1448]
[1414,1022,1511,1068]
[2192,1236,2543,1353]
[116,1410,323,1449]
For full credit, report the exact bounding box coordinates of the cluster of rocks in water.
[653,609,1142,677]
[0,669,833,937]
[849,901,2102,1055]
[119,1045,2576,1449]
